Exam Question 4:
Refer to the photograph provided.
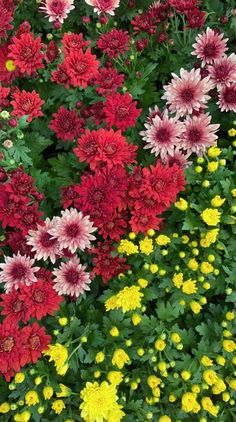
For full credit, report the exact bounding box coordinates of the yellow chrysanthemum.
[139,237,153,255]
[105,285,143,314]
[181,392,200,413]
[25,391,39,406]
[14,411,31,422]
[43,344,68,375]
[107,371,123,386]
[112,349,130,369]
[43,386,54,400]
[201,356,213,366]
[201,208,221,226]
[174,198,188,211]
[210,195,226,207]
[203,369,218,386]
[155,235,171,246]
[200,262,214,274]
[182,279,197,294]
[51,399,66,414]
[0,403,10,414]
[80,381,125,422]
[117,240,138,255]
[172,272,183,288]
[190,301,202,314]
[201,397,219,417]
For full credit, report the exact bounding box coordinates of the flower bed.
[0,0,236,421]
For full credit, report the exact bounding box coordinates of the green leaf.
[156,301,179,322]
[9,140,32,166]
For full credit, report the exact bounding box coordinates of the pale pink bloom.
[208,54,236,89]
[181,113,220,155]
[162,68,213,117]
[0,253,39,293]
[85,0,120,15]
[140,109,183,159]
[163,148,192,168]
[192,27,228,66]
[49,208,96,253]
[146,105,163,124]
[39,0,75,23]
[27,218,60,264]
[217,83,236,113]
[52,257,91,297]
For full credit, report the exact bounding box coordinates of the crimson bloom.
[50,106,85,141]
[0,84,10,111]
[94,67,124,96]
[0,289,28,324]
[64,48,99,88]
[103,92,142,131]
[0,3,14,39]
[62,32,90,55]
[0,321,23,381]
[185,8,206,29]
[9,33,45,76]
[97,29,129,59]
[11,90,44,122]
[20,322,51,366]
[19,280,64,321]
[51,63,71,89]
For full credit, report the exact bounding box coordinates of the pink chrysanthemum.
[140,109,183,159]
[146,105,163,124]
[49,208,96,253]
[39,0,75,23]
[162,68,213,117]
[52,257,91,297]
[163,148,191,168]
[181,113,219,155]
[85,0,120,15]
[217,83,236,113]
[192,27,228,66]
[27,218,60,264]
[208,54,236,89]
[0,253,39,293]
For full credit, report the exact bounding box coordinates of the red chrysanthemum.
[17,203,44,235]
[11,90,44,122]
[94,67,124,96]
[91,241,130,283]
[62,32,90,56]
[0,43,19,85]
[64,48,99,88]
[131,11,157,35]
[36,268,53,283]
[0,84,10,111]
[103,92,142,131]
[45,40,59,63]
[185,8,206,29]
[97,29,130,59]
[50,106,85,142]
[8,33,45,76]
[20,322,51,366]
[88,101,106,126]
[129,210,163,234]
[98,211,128,241]
[14,20,31,39]
[5,231,33,257]
[10,170,40,198]
[74,128,137,170]
[60,184,79,209]
[0,321,23,381]
[169,0,198,13]
[51,63,71,89]
[0,289,28,325]
[0,185,26,229]
[0,4,14,39]
[20,279,63,321]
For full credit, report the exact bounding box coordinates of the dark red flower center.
[21,99,33,112]
[181,88,194,103]
[116,105,130,119]
[152,178,166,192]
[223,87,236,104]
[155,127,171,144]
[75,61,88,74]
[104,143,117,155]
[203,43,216,58]
[11,263,27,279]
[29,334,41,350]
[83,140,98,155]
[40,231,57,248]
[140,215,149,224]
[21,46,34,61]
[91,189,104,204]
[188,127,202,144]
[65,223,80,238]
[33,289,45,303]
[12,299,23,313]
[65,269,80,284]
[1,336,14,352]
[59,115,76,132]
[214,64,229,79]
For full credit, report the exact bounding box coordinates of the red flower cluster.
[0,0,15,38]
[97,29,130,59]
[0,84,10,111]
[50,106,85,142]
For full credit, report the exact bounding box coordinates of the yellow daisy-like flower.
[155,235,171,246]
[80,381,125,422]
[43,386,54,400]
[51,399,66,415]
[147,375,161,389]
[43,344,68,375]
[181,392,200,413]
[112,349,130,369]
[182,279,197,295]
[117,239,138,255]
[210,195,226,207]
[0,402,10,414]
[201,356,213,366]
[201,397,219,417]
[14,411,31,422]
[25,391,39,406]
[105,295,119,311]
[105,286,143,313]
[107,371,123,386]
[208,146,221,157]
[201,208,221,226]
[172,272,183,288]
[200,228,219,247]
[203,369,218,386]
[212,378,226,394]
[200,262,214,274]
[223,339,236,352]
[190,301,202,314]
[139,237,153,255]
[174,198,188,211]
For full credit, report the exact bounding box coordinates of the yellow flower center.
[5,60,16,72]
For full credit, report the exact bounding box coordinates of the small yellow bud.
[59,317,68,326]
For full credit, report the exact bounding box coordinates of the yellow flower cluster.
[172,273,197,294]
[105,285,143,313]
[43,343,68,375]
[201,208,221,226]
[200,228,219,248]
[117,239,138,255]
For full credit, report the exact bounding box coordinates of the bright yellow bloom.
[222,392,230,402]
[110,327,119,337]
[181,371,191,381]
[112,349,130,369]
[159,416,172,422]
[203,369,218,386]
[182,279,197,294]
[216,355,225,366]
[139,237,153,255]
[0,403,10,413]
[172,272,183,288]
[201,356,213,366]
[211,195,226,207]
[56,383,72,397]
[207,161,219,172]
[201,397,219,417]
[105,295,119,311]
[201,208,221,226]
[80,381,125,422]
[131,313,141,326]
[147,229,155,237]
[59,317,68,326]
[5,59,16,72]
[212,378,226,394]
[226,311,234,320]
[43,344,68,375]
[154,339,166,351]
[137,278,148,288]
[147,375,161,389]
[187,258,198,271]
[200,228,219,248]
[150,264,158,273]
[223,339,236,352]
[200,262,214,274]
[25,391,39,406]
[228,378,236,390]
[117,239,138,255]
[43,386,54,400]
[192,385,201,394]
[14,411,31,422]
[14,373,25,384]
[106,286,143,313]
[107,371,123,386]
[181,392,200,413]
[51,399,66,414]
[175,198,188,211]
[156,235,171,246]
[190,301,202,314]
[228,128,236,137]
[208,146,221,157]
[171,333,181,343]
[95,352,105,363]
